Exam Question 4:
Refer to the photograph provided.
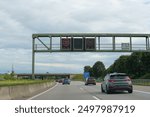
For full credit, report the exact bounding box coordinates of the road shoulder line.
[27,83,58,100]
[133,90,150,95]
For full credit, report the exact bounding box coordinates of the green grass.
[0,79,53,87]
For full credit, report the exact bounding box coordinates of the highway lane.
[29,81,150,100]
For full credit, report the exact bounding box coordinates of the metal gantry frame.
[32,33,150,79]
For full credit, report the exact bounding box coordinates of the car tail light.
[108,79,115,83]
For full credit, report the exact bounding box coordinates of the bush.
[3,74,15,80]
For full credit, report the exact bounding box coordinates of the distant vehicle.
[62,78,71,85]
[85,77,96,85]
[101,73,133,94]
[55,79,59,82]
[58,79,63,83]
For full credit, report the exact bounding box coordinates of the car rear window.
[110,75,128,79]
[88,77,95,79]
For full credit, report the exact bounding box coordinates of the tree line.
[84,61,106,79]
[84,52,150,79]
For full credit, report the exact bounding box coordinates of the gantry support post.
[112,36,115,51]
[148,37,150,50]
[98,37,100,50]
[32,37,35,79]
[49,36,52,51]
[130,37,132,51]
[146,37,148,50]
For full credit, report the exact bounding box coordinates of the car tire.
[106,86,111,94]
[128,89,133,93]
[101,84,104,93]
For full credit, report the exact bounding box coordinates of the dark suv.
[101,73,133,94]
[85,77,96,85]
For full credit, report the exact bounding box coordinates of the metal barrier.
[131,79,150,86]
[96,78,150,86]
[32,33,150,79]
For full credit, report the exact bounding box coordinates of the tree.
[106,52,150,79]
[113,55,129,73]
[126,52,143,78]
[141,52,150,74]
[92,61,106,78]
[106,55,129,74]
[84,66,91,72]
[106,64,114,73]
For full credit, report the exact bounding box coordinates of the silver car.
[101,73,133,94]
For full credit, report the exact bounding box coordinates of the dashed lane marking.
[92,96,101,100]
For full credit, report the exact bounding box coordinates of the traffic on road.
[29,81,150,100]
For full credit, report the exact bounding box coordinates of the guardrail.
[131,79,150,86]
[96,78,150,86]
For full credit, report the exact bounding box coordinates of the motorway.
[28,81,150,100]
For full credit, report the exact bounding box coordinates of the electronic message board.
[73,38,83,50]
[61,38,71,50]
[61,37,95,51]
[85,38,96,50]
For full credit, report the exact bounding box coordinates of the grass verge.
[0,79,53,87]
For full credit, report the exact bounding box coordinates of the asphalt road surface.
[28,81,150,100]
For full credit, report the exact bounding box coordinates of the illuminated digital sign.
[61,37,96,51]
[61,38,71,50]
[85,38,96,50]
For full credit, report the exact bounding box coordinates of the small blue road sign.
[83,72,90,79]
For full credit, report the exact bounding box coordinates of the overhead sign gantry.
[32,33,150,79]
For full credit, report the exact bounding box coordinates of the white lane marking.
[92,96,100,100]
[134,90,150,95]
[27,83,58,100]
[80,87,101,100]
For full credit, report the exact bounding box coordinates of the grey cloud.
[0,0,149,73]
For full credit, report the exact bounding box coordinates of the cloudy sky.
[0,0,150,74]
